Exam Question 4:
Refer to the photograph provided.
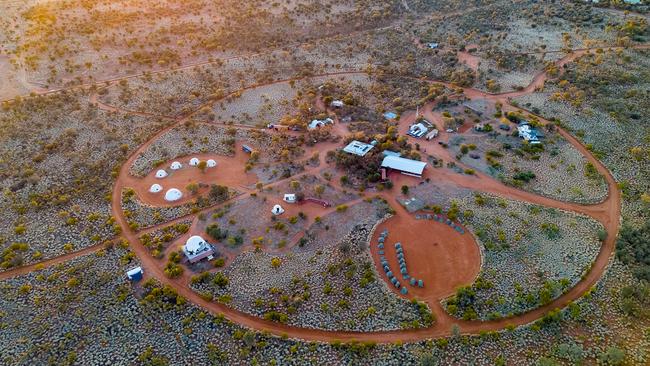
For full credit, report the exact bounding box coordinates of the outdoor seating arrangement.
[414,213,465,234]
[394,242,425,289]
[377,230,424,292]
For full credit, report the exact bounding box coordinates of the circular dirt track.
[370,213,481,304]
[7,44,648,344]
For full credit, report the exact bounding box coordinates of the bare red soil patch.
[370,212,481,306]
[125,147,258,206]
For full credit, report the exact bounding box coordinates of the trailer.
[425,129,439,140]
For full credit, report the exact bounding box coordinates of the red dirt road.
[3,42,645,343]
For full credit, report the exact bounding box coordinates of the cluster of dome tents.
[150,157,217,201]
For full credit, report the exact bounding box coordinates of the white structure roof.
[343,140,374,156]
[381,155,427,176]
[170,161,182,170]
[164,188,183,201]
[189,157,200,166]
[182,235,214,263]
[127,267,142,277]
[206,159,217,168]
[185,235,206,253]
[149,184,163,193]
[331,100,344,107]
[408,123,428,137]
[272,204,285,215]
[155,169,168,179]
[308,118,334,130]
[283,194,296,203]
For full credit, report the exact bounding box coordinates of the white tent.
[189,157,200,166]
[170,161,182,170]
[283,194,296,203]
[164,188,183,201]
[149,184,163,193]
[185,235,206,253]
[155,169,168,179]
[271,204,285,216]
[206,159,217,168]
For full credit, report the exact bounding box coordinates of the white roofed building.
[308,118,334,130]
[189,157,200,166]
[381,156,427,177]
[342,140,374,157]
[206,159,217,168]
[182,235,215,264]
[283,194,297,203]
[170,161,182,170]
[155,169,168,179]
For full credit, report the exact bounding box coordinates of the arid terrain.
[1,0,649,365]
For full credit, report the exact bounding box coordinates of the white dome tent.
[170,161,182,170]
[206,159,217,168]
[185,235,206,254]
[164,188,183,201]
[155,169,168,179]
[149,184,163,193]
[271,204,285,216]
[189,157,200,166]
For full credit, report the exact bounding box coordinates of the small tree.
[197,160,207,172]
[401,185,409,195]
[271,257,281,268]
[186,182,199,195]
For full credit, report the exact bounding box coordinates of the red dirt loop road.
[3,43,644,343]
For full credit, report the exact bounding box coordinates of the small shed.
[126,267,143,281]
[383,111,398,120]
[283,194,297,203]
[331,100,344,108]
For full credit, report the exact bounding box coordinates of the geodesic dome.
[206,159,217,168]
[155,169,168,178]
[164,188,183,201]
[189,157,200,166]
[149,184,163,193]
[170,161,182,170]
[271,204,285,215]
[185,235,206,253]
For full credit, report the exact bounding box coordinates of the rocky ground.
[405,183,603,320]
[1,240,643,365]
[121,188,236,230]
[450,129,609,204]
[513,87,649,225]
[0,92,171,268]
[191,200,432,332]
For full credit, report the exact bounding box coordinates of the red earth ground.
[4,43,649,343]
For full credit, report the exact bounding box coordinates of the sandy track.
[0,242,106,280]
[4,41,647,343]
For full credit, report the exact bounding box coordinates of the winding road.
[4,42,648,344]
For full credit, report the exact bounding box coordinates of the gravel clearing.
[191,201,432,332]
